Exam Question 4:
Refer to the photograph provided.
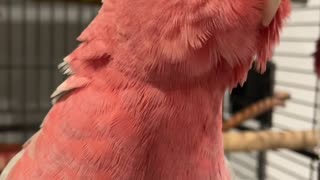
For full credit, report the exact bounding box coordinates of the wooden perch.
[224,130,319,152]
[223,92,290,131]
[0,130,319,170]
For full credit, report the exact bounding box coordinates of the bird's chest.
[117,84,224,145]
[111,85,226,177]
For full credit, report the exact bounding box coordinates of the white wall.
[267,0,320,179]
[229,1,320,179]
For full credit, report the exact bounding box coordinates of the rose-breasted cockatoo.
[1,0,290,179]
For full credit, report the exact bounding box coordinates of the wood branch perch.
[0,130,319,171]
[223,91,291,131]
[224,130,319,152]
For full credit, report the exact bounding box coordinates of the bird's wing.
[0,72,90,180]
[0,0,112,177]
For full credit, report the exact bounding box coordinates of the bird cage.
[225,1,320,179]
[0,0,319,180]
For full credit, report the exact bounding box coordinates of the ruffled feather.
[77,0,289,86]
[256,0,291,73]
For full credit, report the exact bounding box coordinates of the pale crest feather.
[51,71,90,105]
[51,57,91,104]
[51,80,69,104]
[58,61,73,76]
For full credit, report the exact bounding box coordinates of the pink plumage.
[2,0,290,179]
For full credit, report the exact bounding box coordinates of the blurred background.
[0,0,320,179]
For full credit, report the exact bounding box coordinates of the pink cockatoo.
[1,0,290,179]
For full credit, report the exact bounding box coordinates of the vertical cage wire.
[0,0,99,142]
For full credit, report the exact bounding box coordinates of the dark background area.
[0,0,99,143]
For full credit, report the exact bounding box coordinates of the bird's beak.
[262,0,281,26]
